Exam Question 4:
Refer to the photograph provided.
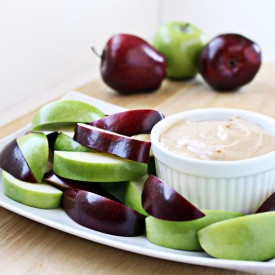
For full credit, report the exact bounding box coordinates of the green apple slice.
[146,210,243,251]
[54,132,96,152]
[124,175,148,216]
[2,170,63,209]
[198,211,275,261]
[132,134,156,175]
[32,100,105,131]
[53,151,147,182]
[17,132,49,183]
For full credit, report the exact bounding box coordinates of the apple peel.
[62,188,145,236]
[255,192,275,213]
[0,139,37,183]
[142,175,205,221]
[74,123,151,163]
[89,109,165,136]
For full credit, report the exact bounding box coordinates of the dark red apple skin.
[142,175,205,221]
[74,124,151,163]
[0,139,36,182]
[255,192,275,213]
[47,132,59,151]
[199,33,261,91]
[62,189,145,236]
[43,170,119,202]
[89,109,165,136]
[99,34,166,94]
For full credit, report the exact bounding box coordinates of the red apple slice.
[0,139,36,182]
[74,123,151,163]
[142,175,205,221]
[62,188,145,236]
[43,170,120,201]
[89,109,164,136]
[255,192,275,213]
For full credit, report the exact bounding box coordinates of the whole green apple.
[153,21,205,80]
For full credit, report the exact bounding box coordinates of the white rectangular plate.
[0,91,274,274]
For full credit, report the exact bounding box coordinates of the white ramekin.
[151,108,275,214]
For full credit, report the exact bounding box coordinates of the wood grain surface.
[0,63,274,275]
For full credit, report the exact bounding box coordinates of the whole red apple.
[95,34,166,94]
[198,33,261,91]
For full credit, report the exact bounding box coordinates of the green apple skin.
[32,100,105,131]
[53,151,147,182]
[54,132,96,152]
[146,210,243,251]
[100,181,129,203]
[124,175,149,216]
[17,132,49,183]
[2,170,62,209]
[153,21,205,80]
[198,212,275,261]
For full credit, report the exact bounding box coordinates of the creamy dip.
[159,117,275,161]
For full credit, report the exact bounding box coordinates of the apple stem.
[180,23,190,33]
[91,47,102,58]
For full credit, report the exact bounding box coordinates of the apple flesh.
[198,33,261,91]
[142,175,205,221]
[32,100,105,131]
[198,211,275,261]
[146,210,243,251]
[62,188,145,236]
[54,132,95,152]
[97,34,166,94]
[255,192,275,213]
[53,151,147,182]
[74,123,151,163]
[2,170,62,209]
[89,109,165,136]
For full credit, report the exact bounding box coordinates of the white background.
[1,0,274,124]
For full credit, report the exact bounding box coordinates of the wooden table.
[0,63,275,275]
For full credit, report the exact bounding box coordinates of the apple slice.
[99,181,128,203]
[142,175,205,221]
[2,170,62,209]
[43,170,119,201]
[53,151,147,182]
[0,139,36,182]
[198,212,275,261]
[62,188,145,236]
[74,123,151,163]
[146,210,243,251]
[124,175,148,216]
[17,132,49,183]
[32,100,105,131]
[255,192,275,213]
[0,133,48,183]
[89,109,165,136]
[54,132,96,152]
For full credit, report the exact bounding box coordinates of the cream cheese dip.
[159,117,275,161]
